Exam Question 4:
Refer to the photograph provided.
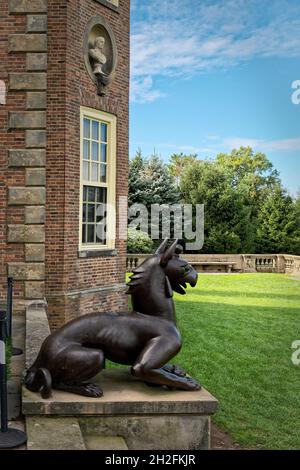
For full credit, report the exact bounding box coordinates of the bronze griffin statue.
[25,239,201,398]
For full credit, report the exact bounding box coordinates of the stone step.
[25,305,50,369]
[26,417,86,450]
[83,435,128,451]
[26,416,128,451]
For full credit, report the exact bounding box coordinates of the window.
[80,107,116,250]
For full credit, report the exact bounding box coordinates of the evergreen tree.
[129,150,179,207]
[128,148,146,206]
[256,186,300,254]
[128,150,180,241]
[128,146,299,255]
[180,159,251,253]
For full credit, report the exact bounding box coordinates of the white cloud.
[157,143,213,154]
[130,76,165,103]
[131,0,300,103]
[224,136,300,152]
[131,135,300,160]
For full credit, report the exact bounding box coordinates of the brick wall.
[0,0,129,329]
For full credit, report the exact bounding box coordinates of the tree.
[128,148,146,207]
[256,186,300,254]
[217,147,280,237]
[128,150,180,241]
[216,147,280,199]
[168,153,197,188]
[294,193,300,255]
[179,147,293,253]
[180,159,253,253]
[129,146,299,255]
[129,150,179,207]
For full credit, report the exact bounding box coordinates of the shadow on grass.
[189,289,300,301]
[176,298,300,316]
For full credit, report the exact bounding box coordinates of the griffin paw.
[163,364,187,377]
[184,377,201,391]
[82,383,103,397]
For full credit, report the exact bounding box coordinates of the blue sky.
[129,0,300,196]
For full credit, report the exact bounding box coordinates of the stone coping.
[25,305,50,369]
[22,369,218,416]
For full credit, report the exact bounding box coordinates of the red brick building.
[0,0,129,330]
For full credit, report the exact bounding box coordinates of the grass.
[173,273,300,450]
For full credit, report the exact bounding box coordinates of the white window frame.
[79,106,116,251]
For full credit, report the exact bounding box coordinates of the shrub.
[127,228,154,254]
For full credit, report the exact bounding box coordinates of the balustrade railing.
[284,256,300,274]
[255,257,276,272]
[127,253,300,274]
[126,254,151,271]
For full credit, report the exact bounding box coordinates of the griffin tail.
[25,367,52,399]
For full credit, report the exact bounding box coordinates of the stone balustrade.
[127,253,300,275]
[126,254,151,271]
[284,255,300,275]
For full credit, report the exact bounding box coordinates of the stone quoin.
[0,0,130,330]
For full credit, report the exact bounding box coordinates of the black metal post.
[0,309,27,449]
[7,276,13,337]
[0,312,8,433]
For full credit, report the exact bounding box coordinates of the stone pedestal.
[23,369,218,450]
[22,306,218,450]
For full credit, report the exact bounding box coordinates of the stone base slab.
[80,413,211,450]
[26,416,86,450]
[23,369,218,450]
[22,369,218,416]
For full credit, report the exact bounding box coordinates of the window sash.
[82,185,107,245]
[79,107,116,251]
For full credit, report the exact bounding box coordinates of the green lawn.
[174,273,300,449]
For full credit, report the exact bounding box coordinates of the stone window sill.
[93,0,119,12]
[78,249,117,259]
